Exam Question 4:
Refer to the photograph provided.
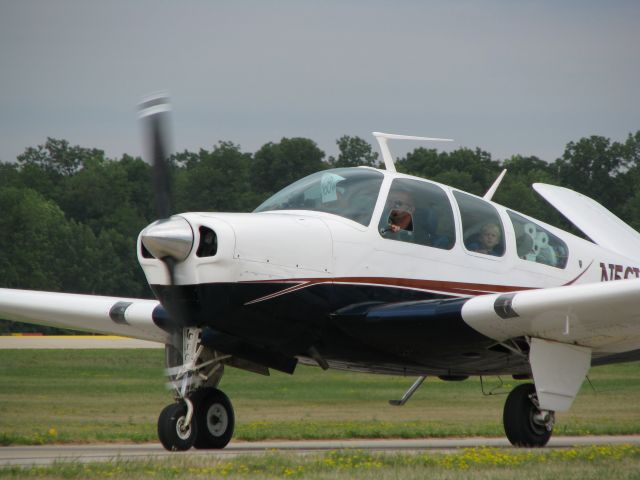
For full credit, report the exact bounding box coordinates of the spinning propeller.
[138,95,202,408]
[138,94,194,286]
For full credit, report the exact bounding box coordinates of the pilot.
[469,223,502,256]
[382,190,416,241]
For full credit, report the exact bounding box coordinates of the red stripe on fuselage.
[241,277,534,305]
[562,260,593,285]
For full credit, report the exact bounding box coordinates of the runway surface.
[0,335,162,349]
[2,436,640,466]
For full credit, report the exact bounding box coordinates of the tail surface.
[534,183,640,259]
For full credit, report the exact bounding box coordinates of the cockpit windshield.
[254,168,384,226]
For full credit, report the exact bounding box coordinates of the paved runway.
[0,335,162,349]
[2,436,640,466]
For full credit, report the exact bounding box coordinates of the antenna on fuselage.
[372,132,454,173]
[483,169,508,201]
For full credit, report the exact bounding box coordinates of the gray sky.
[1,1,639,164]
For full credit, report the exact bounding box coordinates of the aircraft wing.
[335,279,640,356]
[462,278,640,354]
[335,279,640,411]
[533,183,640,259]
[0,288,169,343]
[461,278,640,411]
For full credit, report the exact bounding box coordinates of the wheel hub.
[176,416,192,440]
[532,410,555,432]
[207,403,228,436]
[529,393,555,432]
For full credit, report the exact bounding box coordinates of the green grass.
[2,446,640,479]
[0,349,640,445]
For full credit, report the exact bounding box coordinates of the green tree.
[251,138,327,197]
[619,131,640,170]
[494,155,560,222]
[494,173,568,230]
[501,155,553,177]
[395,147,440,178]
[0,163,19,189]
[431,170,480,194]
[329,136,379,167]
[397,147,501,196]
[0,187,93,291]
[0,185,149,298]
[616,131,640,229]
[552,136,626,213]
[174,142,258,212]
[14,138,108,212]
[17,137,104,176]
[56,154,152,239]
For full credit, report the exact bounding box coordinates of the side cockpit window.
[507,211,568,269]
[453,191,505,257]
[378,178,455,249]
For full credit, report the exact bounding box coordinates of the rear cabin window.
[453,191,505,257]
[507,211,568,269]
[378,178,455,249]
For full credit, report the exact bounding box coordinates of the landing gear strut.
[503,383,554,447]
[157,328,235,451]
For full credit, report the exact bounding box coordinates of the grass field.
[1,349,640,445]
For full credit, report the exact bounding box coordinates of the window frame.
[452,191,507,259]
[377,177,456,250]
[506,210,569,269]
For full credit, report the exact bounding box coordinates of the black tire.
[193,388,235,449]
[157,402,198,451]
[503,383,552,447]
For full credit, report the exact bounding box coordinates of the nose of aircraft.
[141,216,194,261]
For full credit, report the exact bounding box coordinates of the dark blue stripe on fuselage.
[150,281,528,376]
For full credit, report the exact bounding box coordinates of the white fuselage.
[138,170,636,295]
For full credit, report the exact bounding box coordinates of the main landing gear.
[503,383,554,447]
[158,328,235,451]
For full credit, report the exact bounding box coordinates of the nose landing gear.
[157,328,236,451]
[158,388,235,451]
[157,401,198,451]
[193,388,235,449]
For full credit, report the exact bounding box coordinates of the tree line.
[0,131,639,318]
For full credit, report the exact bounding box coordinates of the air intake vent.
[141,242,155,259]
[196,227,217,257]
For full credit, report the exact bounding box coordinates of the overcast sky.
[1,1,639,165]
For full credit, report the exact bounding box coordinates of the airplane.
[2,94,640,451]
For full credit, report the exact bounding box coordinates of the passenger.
[469,223,502,256]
